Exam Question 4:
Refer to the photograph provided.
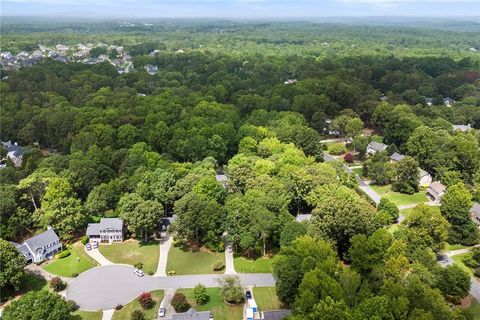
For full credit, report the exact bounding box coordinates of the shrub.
[130,309,145,320]
[50,277,67,292]
[168,270,176,276]
[67,300,79,311]
[115,304,123,310]
[193,284,209,305]
[329,143,347,155]
[72,273,78,277]
[137,292,153,309]
[218,276,244,304]
[147,271,154,275]
[377,198,399,223]
[81,236,89,245]
[171,292,191,312]
[57,250,71,259]
[134,263,143,269]
[212,260,225,271]
[343,152,354,163]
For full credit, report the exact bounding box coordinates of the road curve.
[66,265,275,311]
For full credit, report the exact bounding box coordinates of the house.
[471,203,480,225]
[145,64,158,75]
[171,308,211,320]
[419,168,432,188]
[452,124,472,132]
[261,310,293,320]
[443,97,455,107]
[426,181,446,203]
[12,226,62,264]
[296,214,312,223]
[389,152,405,163]
[366,141,387,155]
[425,97,433,106]
[160,215,177,232]
[215,174,229,189]
[284,79,297,85]
[1,140,25,167]
[380,94,388,102]
[86,218,124,243]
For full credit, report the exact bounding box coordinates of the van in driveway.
[158,299,166,318]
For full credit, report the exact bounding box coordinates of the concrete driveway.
[66,265,275,310]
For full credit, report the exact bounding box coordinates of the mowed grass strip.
[112,290,164,320]
[72,310,103,320]
[99,239,159,274]
[177,288,243,320]
[234,256,273,273]
[370,184,428,206]
[167,244,224,275]
[44,242,98,277]
[452,253,474,276]
[252,287,285,311]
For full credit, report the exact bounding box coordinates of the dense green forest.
[1,20,480,319]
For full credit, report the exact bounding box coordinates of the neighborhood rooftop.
[24,227,60,253]
[390,152,405,162]
[368,141,387,151]
[472,203,480,220]
[452,124,472,132]
[171,308,211,320]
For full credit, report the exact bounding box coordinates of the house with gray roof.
[215,174,229,189]
[1,140,25,167]
[426,181,446,203]
[471,203,480,226]
[419,168,432,187]
[366,141,387,155]
[443,97,455,107]
[171,308,211,320]
[86,218,124,243]
[12,226,62,264]
[452,124,472,132]
[296,214,312,223]
[262,309,293,320]
[389,152,405,163]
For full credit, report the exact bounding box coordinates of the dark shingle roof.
[262,310,293,320]
[171,308,211,320]
[390,152,404,162]
[472,203,480,220]
[368,141,387,151]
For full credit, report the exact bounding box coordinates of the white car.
[157,307,166,318]
[134,268,145,277]
[92,242,98,249]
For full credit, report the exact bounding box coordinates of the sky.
[1,0,479,18]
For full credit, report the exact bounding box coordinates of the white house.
[419,169,432,188]
[426,181,446,203]
[443,97,455,107]
[366,141,387,155]
[12,226,62,264]
[471,203,480,226]
[1,140,25,167]
[86,218,124,243]
[452,124,472,132]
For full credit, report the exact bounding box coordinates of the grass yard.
[370,184,428,206]
[167,244,225,275]
[465,298,480,320]
[446,244,472,251]
[99,239,159,274]
[234,256,273,273]
[112,290,164,320]
[452,253,474,276]
[72,310,103,320]
[252,287,285,311]
[44,242,98,277]
[178,287,243,320]
[352,167,364,177]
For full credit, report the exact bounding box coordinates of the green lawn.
[72,310,103,320]
[352,167,364,177]
[234,256,273,273]
[112,290,164,320]
[446,244,472,251]
[465,298,480,320]
[99,239,159,274]
[178,287,243,320]
[167,244,224,275]
[44,242,98,277]
[370,184,428,206]
[452,253,474,276]
[253,287,285,311]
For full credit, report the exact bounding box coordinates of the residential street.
[66,265,275,310]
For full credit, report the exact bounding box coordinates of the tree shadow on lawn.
[1,271,47,303]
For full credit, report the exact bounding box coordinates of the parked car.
[158,307,166,318]
[134,268,145,277]
[92,242,98,249]
[245,290,252,300]
[85,243,92,251]
[209,313,213,319]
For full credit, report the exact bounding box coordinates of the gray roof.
[472,203,480,219]
[443,97,455,104]
[86,223,101,236]
[428,181,446,194]
[452,124,472,132]
[390,152,405,162]
[24,227,60,253]
[367,141,387,151]
[296,214,312,223]
[11,242,32,259]
[171,308,211,320]
[99,218,123,230]
[215,174,228,182]
[419,168,430,179]
[262,310,293,320]
[2,141,25,157]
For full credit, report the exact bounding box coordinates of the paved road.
[66,265,275,310]
[440,251,480,301]
[155,234,173,277]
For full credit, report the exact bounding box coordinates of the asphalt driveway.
[66,265,275,310]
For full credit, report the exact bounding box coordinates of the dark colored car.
[245,290,252,300]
